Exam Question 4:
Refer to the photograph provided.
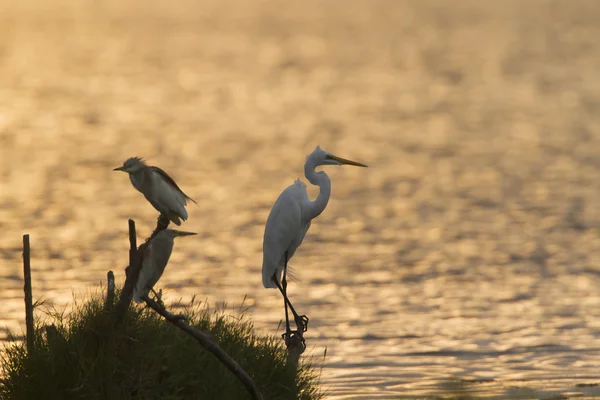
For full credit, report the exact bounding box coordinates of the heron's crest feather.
[127,156,146,165]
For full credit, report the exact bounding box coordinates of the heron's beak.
[172,231,197,237]
[113,166,125,171]
[328,155,368,167]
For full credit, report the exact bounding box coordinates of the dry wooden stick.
[114,219,143,324]
[115,217,169,324]
[284,331,305,376]
[22,234,34,352]
[105,270,115,312]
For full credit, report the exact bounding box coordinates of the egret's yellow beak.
[328,155,368,167]
[113,166,125,171]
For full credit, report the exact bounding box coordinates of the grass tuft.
[0,288,323,400]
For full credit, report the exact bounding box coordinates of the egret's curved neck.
[304,158,331,220]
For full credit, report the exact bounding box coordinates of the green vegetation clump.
[0,291,323,400]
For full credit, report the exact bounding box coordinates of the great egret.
[114,157,196,226]
[133,229,197,303]
[262,145,367,337]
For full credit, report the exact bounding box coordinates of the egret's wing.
[285,219,311,283]
[262,180,310,288]
[288,180,312,258]
[134,243,155,303]
[133,234,175,303]
[148,235,174,289]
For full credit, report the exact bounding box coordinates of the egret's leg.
[271,252,291,336]
[282,252,309,332]
[273,278,309,333]
[282,252,291,334]
[282,286,291,333]
[283,252,309,332]
[272,254,309,333]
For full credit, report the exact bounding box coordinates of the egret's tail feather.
[262,263,301,288]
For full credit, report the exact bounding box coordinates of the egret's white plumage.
[261,146,367,336]
[114,157,196,225]
[133,229,197,303]
[262,146,367,289]
[262,179,312,288]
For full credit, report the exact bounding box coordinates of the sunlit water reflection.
[1,1,600,398]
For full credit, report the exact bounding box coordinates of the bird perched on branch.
[133,229,197,303]
[113,157,196,226]
[262,145,367,339]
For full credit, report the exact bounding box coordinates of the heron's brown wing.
[149,166,197,204]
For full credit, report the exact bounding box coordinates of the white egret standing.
[114,157,196,226]
[133,229,197,303]
[262,145,367,337]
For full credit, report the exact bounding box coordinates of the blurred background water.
[1,0,600,398]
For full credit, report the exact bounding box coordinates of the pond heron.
[133,229,197,303]
[114,157,196,226]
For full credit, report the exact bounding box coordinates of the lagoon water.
[1,1,600,398]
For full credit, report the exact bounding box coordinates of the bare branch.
[143,295,264,400]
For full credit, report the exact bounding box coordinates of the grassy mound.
[0,291,323,400]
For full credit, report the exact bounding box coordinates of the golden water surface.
[1,1,600,398]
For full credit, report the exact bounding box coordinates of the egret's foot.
[282,330,306,353]
[295,314,309,333]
